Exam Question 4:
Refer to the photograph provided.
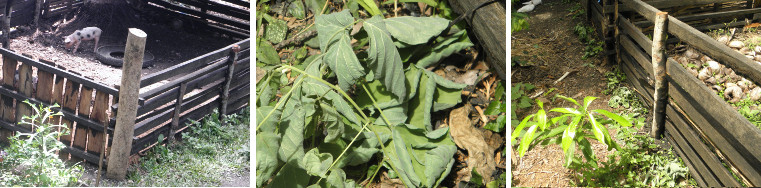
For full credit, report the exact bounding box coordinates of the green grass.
[99,108,250,187]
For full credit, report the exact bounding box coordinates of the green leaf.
[390,126,422,187]
[555,95,580,107]
[264,14,288,44]
[301,59,362,127]
[511,114,535,145]
[495,81,505,101]
[289,0,306,19]
[427,70,467,89]
[268,160,310,188]
[357,0,382,16]
[407,72,436,130]
[364,16,407,100]
[373,104,408,126]
[432,86,462,112]
[325,169,348,188]
[593,109,633,127]
[425,127,449,139]
[582,96,597,113]
[256,106,280,133]
[405,65,423,100]
[471,167,484,186]
[301,148,334,178]
[385,16,450,45]
[256,40,280,65]
[563,142,576,167]
[588,113,605,144]
[484,101,502,115]
[483,115,506,133]
[382,0,438,6]
[305,0,326,14]
[278,86,310,162]
[256,132,280,187]
[416,32,473,68]
[550,108,582,115]
[357,79,400,110]
[316,10,365,91]
[518,124,538,157]
[424,145,457,187]
[536,100,547,130]
[320,102,345,143]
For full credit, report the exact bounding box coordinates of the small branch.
[529,90,544,99]
[274,30,317,50]
[474,105,489,125]
[553,71,573,85]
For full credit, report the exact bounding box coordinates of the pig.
[64,27,101,53]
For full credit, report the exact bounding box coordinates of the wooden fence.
[43,0,84,18]
[586,0,761,186]
[144,0,250,39]
[0,37,250,168]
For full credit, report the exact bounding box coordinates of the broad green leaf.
[424,145,457,187]
[300,148,334,178]
[268,160,310,188]
[390,126,422,187]
[432,86,462,112]
[305,0,326,14]
[256,106,280,133]
[289,0,306,19]
[379,124,456,188]
[593,109,633,127]
[555,95,580,107]
[357,0,382,16]
[495,81,505,101]
[364,16,407,100]
[578,138,594,163]
[471,167,484,186]
[518,124,538,157]
[510,114,535,145]
[407,72,436,130]
[582,96,597,113]
[357,79,400,110]
[550,107,581,115]
[561,116,582,156]
[256,132,280,187]
[320,102,345,143]
[263,14,287,44]
[425,127,449,139]
[537,124,567,141]
[316,10,365,91]
[302,58,361,126]
[483,115,506,133]
[278,86,309,162]
[405,65,423,100]
[373,104,408,126]
[385,16,449,45]
[484,101,502,115]
[536,101,547,131]
[256,40,280,65]
[325,169,348,188]
[588,113,605,144]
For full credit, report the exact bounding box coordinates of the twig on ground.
[274,30,317,50]
[553,71,574,85]
[529,90,544,99]
[474,105,489,125]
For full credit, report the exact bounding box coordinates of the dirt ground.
[510,0,628,186]
[6,1,238,87]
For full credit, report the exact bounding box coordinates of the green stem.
[361,82,394,128]
[255,75,306,132]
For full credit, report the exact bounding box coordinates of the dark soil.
[510,0,627,186]
[7,1,238,87]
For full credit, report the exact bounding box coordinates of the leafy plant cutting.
[256,1,479,186]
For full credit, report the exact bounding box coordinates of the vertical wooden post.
[170,82,186,142]
[582,0,590,22]
[106,28,146,180]
[34,0,42,27]
[614,0,620,65]
[651,12,669,139]
[3,0,12,48]
[219,45,240,120]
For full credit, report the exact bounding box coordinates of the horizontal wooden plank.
[138,61,227,114]
[140,39,249,87]
[666,58,761,186]
[134,83,221,136]
[620,15,653,55]
[665,103,742,186]
[0,48,119,96]
[172,0,249,20]
[633,8,761,27]
[227,94,248,115]
[663,116,722,186]
[0,84,112,134]
[140,57,227,99]
[132,94,220,154]
[664,132,709,187]
[62,144,107,167]
[147,0,249,30]
[619,35,654,76]
[136,80,221,124]
[607,0,744,12]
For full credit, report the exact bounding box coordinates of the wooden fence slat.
[60,79,80,148]
[88,91,109,155]
[16,61,34,130]
[0,54,10,142]
[74,86,93,152]
[619,15,653,54]
[1,55,17,133]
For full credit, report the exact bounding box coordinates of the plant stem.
[255,75,306,131]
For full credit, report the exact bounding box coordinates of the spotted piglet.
[64,27,101,53]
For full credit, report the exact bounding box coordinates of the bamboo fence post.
[170,82,186,142]
[219,45,240,121]
[107,28,146,180]
[651,12,668,139]
[3,0,11,48]
[614,0,620,65]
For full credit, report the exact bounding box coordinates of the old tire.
[96,45,154,68]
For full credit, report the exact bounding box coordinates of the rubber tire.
[96,45,154,68]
